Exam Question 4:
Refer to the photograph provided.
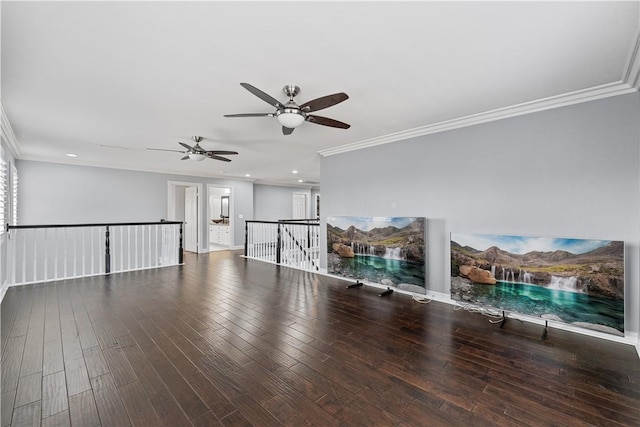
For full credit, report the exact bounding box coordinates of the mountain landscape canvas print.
[450,233,624,335]
[327,216,426,293]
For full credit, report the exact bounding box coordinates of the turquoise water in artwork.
[330,254,425,288]
[467,281,624,332]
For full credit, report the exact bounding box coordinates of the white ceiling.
[2,1,639,188]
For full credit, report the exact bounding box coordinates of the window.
[0,147,6,233]
[11,164,18,226]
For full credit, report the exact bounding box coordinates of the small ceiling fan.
[147,136,238,162]
[224,83,350,135]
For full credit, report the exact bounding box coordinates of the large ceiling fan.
[224,83,350,135]
[147,136,238,162]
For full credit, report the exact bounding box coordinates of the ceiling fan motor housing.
[282,84,300,98]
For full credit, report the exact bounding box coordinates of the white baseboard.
[0,284,8,304]
[313,269,637,348]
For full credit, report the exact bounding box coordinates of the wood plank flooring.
[2,250,640,426]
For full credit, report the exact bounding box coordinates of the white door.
[185,186,198,252]
[292,193,308,219]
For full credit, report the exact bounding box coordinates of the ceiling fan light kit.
[225,83,350,135]
[276,109,306,128]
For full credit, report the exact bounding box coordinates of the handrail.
[246,220,317,226]
[7,220,182,231]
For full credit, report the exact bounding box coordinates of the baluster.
[32,230,38,282]
[9,229,16,285]
[137,226,141,268]
[90,227,95,274]
[249,224,254,258]
[118,226,123,271]
[44,228,50,281]
[154,224,159,266]
[127,226,131,271]
[20,230,26,284]
[133,225,137,269]
[81,228,85,276]
[73,228,77,278]
[134,226,138,270]
[63,228,68,278]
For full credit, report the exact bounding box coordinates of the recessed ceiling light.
[298,179,304,183]
[245,174,251,177]
[292,170,298,174]
[66,153,78,158]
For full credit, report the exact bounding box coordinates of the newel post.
[244,222,248,256]
[179,223,184,264]
[105,225,111,274]
[276,223,282,264]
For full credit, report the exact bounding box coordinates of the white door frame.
[167,181,204,253]
[184,186,198,253]
[207,184,234,250]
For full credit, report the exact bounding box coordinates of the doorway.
[207,184,233,251]
[292,192,309,219]
[168,181,203,253]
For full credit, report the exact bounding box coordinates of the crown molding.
[0,102,21,158]
[623,28,640,89]
[318,81,637,157]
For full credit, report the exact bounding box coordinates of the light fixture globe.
[189,152,206,161]
[276,109,305,128]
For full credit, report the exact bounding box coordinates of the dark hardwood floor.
[2,250,640,426]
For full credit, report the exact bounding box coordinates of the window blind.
[0,148,7,233]
[11,163,18,226]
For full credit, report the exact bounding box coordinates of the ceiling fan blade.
[181,156,190,160]
[179,142,194,151]
[224,113,273,118]
[146,148,185,153]
[306,115,351,129]
[240,83,285,109]
[206,150,238,155]
[300,92,349,112]
[282,126,294,135]
[207,154,232,162]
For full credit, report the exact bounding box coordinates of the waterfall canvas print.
[327,216,426,293]
[450,233,624,335]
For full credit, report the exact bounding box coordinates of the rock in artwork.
[450,232,625,335]
[327,216,426,293]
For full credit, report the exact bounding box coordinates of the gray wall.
[16,161,254,248]
[321,93,640,336]
[173,185,186,222]
[254,184,311,220]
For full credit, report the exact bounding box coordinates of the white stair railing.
[5,221,183,286]
[244,220,319,271]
